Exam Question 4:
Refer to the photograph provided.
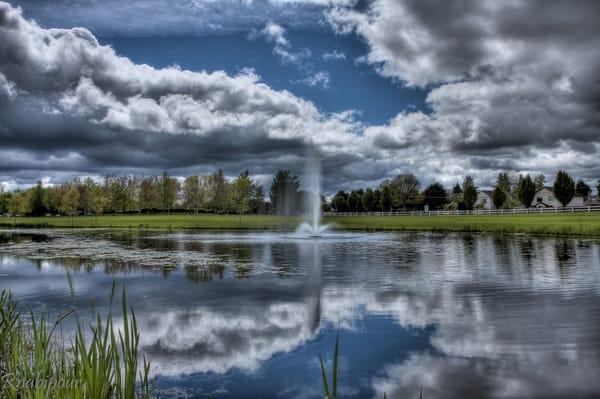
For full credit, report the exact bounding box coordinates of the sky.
[0,0,599,194]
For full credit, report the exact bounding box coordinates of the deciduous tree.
[387,174,420,210]
[231,170,254,225]
[7,191,27,223]
[330,191,348,212]
[160,171,180,213]
[60,186,80,225]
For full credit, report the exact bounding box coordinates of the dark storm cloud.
[329,0,600,184]
[0,2,366,190]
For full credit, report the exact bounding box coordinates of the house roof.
[479,190,494,197]
[537,186,584,197]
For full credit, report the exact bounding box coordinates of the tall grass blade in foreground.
[0,287,155,398]
[318,331,423,399]
[319,331,339,399]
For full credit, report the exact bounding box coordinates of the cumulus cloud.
[328,0,600,185]
[0,2,360,187]
[1,1,600,191]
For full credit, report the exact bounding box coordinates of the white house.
[534,187,584,208]
[476,190,495,210]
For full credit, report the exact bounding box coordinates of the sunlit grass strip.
[3,213,600,236]
[0,286,155,398]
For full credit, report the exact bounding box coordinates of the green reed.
[0,284,155,398]
[319,331,423,399]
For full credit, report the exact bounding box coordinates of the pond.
[1,229,599,398]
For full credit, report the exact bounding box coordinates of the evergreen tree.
[372,189,382,211]
[380,185,393,211]
[452,183,463,195]
[533,174,546,191]
[423,183,447,210]
[348,190,363,211]
[516,174,536,207]
[553,170,575,206]
[462,176,477,210]
[362,188,375,211]
[29,180,46,216]
[496,172,512,195]
[269,170,300,215]
[575,180,591,199]
[491,185,506,209]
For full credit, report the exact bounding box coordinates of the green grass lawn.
[1,212,600,236]
[324,213,600,236]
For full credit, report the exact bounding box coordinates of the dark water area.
[1,229,599,399]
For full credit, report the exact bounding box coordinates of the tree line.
[0,169,597,218]
[329,170,599,212]
[0,169,318,219]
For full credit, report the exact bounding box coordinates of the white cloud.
[326,0,600,186]
[1,1,600,191]
[292,71,330,88]
[322,50,346,61]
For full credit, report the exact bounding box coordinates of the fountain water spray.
[297,148,330,237]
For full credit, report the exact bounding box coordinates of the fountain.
[296,148,330,237]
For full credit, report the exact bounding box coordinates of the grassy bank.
[1,213,600,236]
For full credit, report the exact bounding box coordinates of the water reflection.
[1,230,600,398]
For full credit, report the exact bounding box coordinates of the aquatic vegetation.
[0,285,155,398]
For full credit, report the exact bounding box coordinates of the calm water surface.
[1,229,599,399]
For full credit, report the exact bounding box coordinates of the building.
[476,190,495,210]
[534,187,584,208]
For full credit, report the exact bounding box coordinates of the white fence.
[324,205,600,217]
